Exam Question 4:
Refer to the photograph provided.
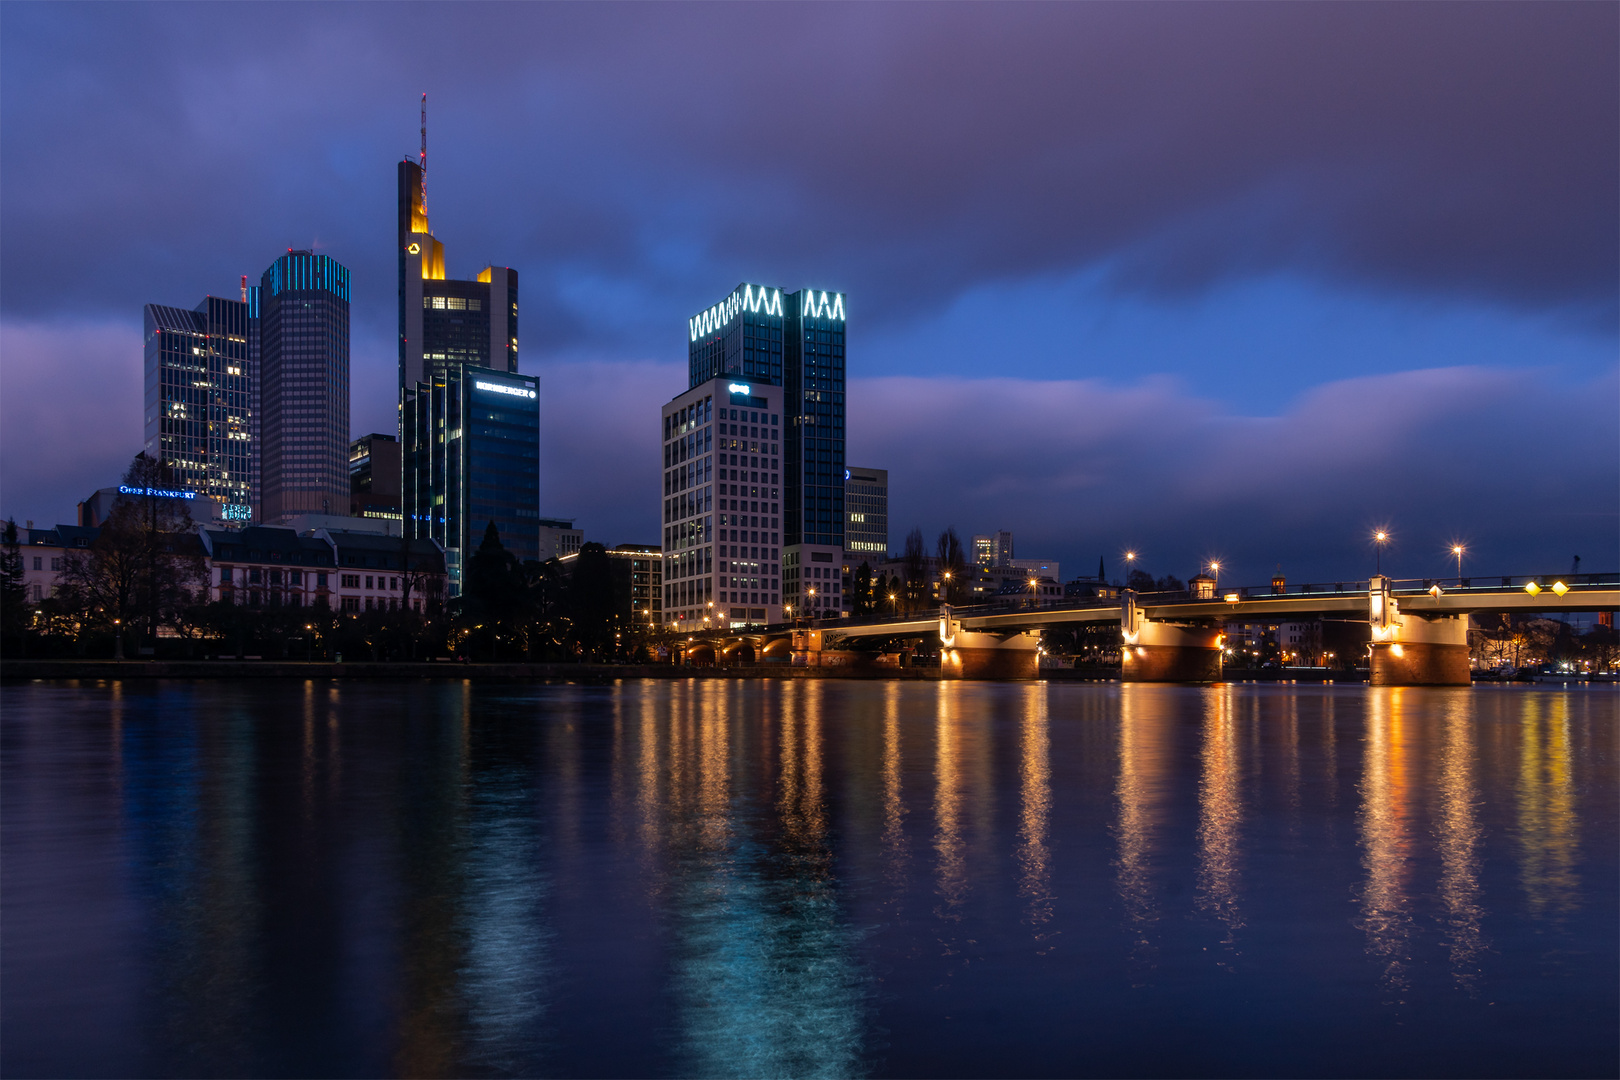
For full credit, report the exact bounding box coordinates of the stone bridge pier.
[1119,592,1223,682]
[1368,575,1470,685]
[939,611,1040,679]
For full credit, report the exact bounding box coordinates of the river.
[2,679,1614,1077]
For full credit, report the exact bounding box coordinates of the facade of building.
[199,525,445,612]
[973,531,1015,568]
[403,364,539,592]
[844,466,888,562]
[257,251,351,523]
[397,151,536,596]
[350,433,402,519]
[397,158,518,391]
[661,378,781,629]
[143,295,254,518]
[538,517,584,561]
[685,283,847,619]
[612,544,663,628]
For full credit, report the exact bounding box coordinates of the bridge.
[668,573,1619,685]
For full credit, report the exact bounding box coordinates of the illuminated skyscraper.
[686,283,846,616]
[397,146,537,592]
[143,294,254,519]
[397,158,518,390]
[257,250,351,523]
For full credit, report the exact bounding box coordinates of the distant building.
[78,485,226,529]
[257,250,352,523]
[538,517,583,561]
[403,364,539,593]
[397,139,536,596]
[1008,558,1060,584]
[397,157,518,391]
[200,526,336,607]
[613,544,663,627]
[844,466,888,561]
[662,377,781,629]
[686,283,846,619]
[973,531,1014,568]
[350,433,401,519]
[143,294,254,518]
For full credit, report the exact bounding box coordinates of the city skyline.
[1,3,1615,583]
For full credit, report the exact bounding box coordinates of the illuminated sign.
[844,468,851,481]
[407,242,420,255]
[728,383,751,395]
[222,504,252,521]
[801,290,845,321]
[119,485,195,500]
[474,380,536,399]
[689,284,783,341]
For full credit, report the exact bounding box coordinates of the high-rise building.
[349,433,401,519]
[257,251,351,523]
[686,283,846,617]
[660,378,782,629]
[396,135,537,594]
[143,294,254,520]
[844,466,888,561]
[973,530,1015,568]
[402,365,539,592]
[537,517,583,561]
[397,159,518,391]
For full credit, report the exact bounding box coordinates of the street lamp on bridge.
[1452,544,1465,584]
[1374,531,1389,575]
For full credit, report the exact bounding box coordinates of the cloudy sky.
[2,2,1614,583]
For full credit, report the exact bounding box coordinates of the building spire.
[419,92,427,217]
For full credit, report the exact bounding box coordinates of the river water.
[2,679,1614,1078]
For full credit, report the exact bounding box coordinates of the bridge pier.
[1120,620,1223,682]
[1367,575,1470,685]
[941,630,1040,680]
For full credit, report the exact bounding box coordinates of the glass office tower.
[403,366,539,594]
[143,294,254,519]
[686,284,846,615]
[258,251,351,523]
[844,466,888,560]
[397,159,518,392]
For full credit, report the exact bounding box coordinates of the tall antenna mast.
[419,92,427,217]
[240,275,247,302]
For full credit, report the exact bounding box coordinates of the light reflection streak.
[1358,688,1415,997]
[1196,685,1244,946]
[934,684,967,927]
[1516,694,1581,919]
[1016,686,1054,950]
[669,680,864,1078]
[1434,696,1486,991]
[881,682,908,899]
[1115,685,1171,968]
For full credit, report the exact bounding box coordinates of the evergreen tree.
[1,518,27,647]
[457,521,524,658]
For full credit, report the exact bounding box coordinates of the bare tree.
[902,528,928,614]
[935,527,969,606]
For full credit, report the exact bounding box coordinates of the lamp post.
[1452,544,1465,584]
[941,569,952,606]
[1208,561,1221,592]
[1124,550,1136,588]
[1028,576,1038,609]
[888,591,897,616]
[305,623,314,663]
[808,586,816,622]
[1374,531,1389,575]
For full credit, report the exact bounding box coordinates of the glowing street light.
[1374,531,1389,575]
[1451,544,1465,583]
[1124,550,1136,587]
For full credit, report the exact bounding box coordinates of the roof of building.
[202,526,333,566]
[322,531,445,574]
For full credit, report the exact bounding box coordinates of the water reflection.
[3,680,1615,1079]
[1017,687,1054,950]
[666,681,864,1079]
[1196,686,1244,947]
[1358,688,1415,997]
[1434,697,1486,991]
[1516,694,1581,919]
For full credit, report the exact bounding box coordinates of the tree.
[455,521,525,659]
[851,562,874,617]
[1,518,27,649]
[57,457,205,658]
[902,528,929,614]
[935,527,969,606]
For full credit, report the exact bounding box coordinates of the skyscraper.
[844,466,888,560]
[257,250,351,523]
[143,293,254,520]
[397,158,518,390]
[397,140,537,592]
[686,283,846,617]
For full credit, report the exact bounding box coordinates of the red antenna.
[419,92,427,215]
[240,275,247,302]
